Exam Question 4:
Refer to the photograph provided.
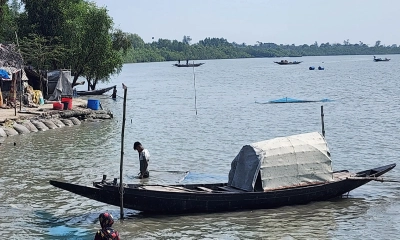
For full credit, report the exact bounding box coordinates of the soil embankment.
[0,98,113,141]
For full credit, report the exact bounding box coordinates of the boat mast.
[119,83,127,219]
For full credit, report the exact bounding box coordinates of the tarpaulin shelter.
[228,132,333,192]
[47,70,73,101]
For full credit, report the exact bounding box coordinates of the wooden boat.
[373,56,390,62]
[49,132,396,214]
[274,60,302,65]
[77,85,116,96]
[173,63,205,67]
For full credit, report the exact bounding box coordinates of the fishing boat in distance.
[77,85,116,96]
[50,131,395,214]
[373,56,390,62]
[274,60,302,65]
[173,60,204,67]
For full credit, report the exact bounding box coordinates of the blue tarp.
[0,69,10,79]
[256,97,333,104]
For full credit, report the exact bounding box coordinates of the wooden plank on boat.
[218,186,246,193]
[142,185,197,193]
[196,186,214,192]
[333,171,353,180]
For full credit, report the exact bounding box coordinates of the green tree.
[62,2,127,88]
[19,0,74,38]
[127,33,145,49]
[19,34,68,71]
[0,0,19,42]
[183,35,192,45]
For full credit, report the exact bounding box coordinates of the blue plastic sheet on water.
[255,97,333,104]
[48,225,89,238]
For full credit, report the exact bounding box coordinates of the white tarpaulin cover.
[228,132,333,192]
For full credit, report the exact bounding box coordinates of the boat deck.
[134,171,355,194]
[333,170,354,180]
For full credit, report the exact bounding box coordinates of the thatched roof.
[0,43,27,80]
[0,43,24,68]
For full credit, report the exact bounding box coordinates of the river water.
[1,55,399,239]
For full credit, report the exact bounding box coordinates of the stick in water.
[193,62,197,115]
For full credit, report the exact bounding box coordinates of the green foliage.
[19,33,68,70]
[123,37,400,63]
[15,0,130,88]
[182,35,192,45]
[20,0,62,37]
[111,29,131,54]
[61,2,126,88]
[0,1,19,43]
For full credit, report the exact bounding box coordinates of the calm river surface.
[1,55,399,239]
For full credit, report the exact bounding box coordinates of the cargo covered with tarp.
[228,132,333,192]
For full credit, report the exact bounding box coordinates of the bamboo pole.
[321,105,325,137]
[12,72,16,116]
[15,31,23,112]
[119,83,127,219]
[192,61,197,115]
[19,70,22,111]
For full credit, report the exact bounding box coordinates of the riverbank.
[0,98,113,140]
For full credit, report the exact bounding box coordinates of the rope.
[347,177,400,183]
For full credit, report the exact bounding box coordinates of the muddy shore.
[0,98,113,140]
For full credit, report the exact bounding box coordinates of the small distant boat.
[309,66,315,70]
[274,60,302,65]
[173,60,204,67]
[373,56,390,62]
[77,85,116,96]
[318,66,324,70]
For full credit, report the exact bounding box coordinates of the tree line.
[123,36,400,63]
[1,1,399,89]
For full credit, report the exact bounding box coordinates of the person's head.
[99,212,114,228]
[133,141,143,152]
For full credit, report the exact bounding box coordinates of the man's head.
[133,141,143,152]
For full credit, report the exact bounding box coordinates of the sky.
[92,0,399,46]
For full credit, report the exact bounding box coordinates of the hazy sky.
[92,0,399,46]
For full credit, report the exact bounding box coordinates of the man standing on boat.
[133,141,150,179]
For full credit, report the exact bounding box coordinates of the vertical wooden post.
[15,32,23,112]
[19,70,22,111]
[11,72,16,116]
[192,61,197,115]
[321,105,325,137]
[119,83,127,219]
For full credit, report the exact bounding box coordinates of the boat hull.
[77,85,116,96]
[173,63,204,67]
[50,164,395,214]
[274,61,302,65]
[373,59,390,62]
